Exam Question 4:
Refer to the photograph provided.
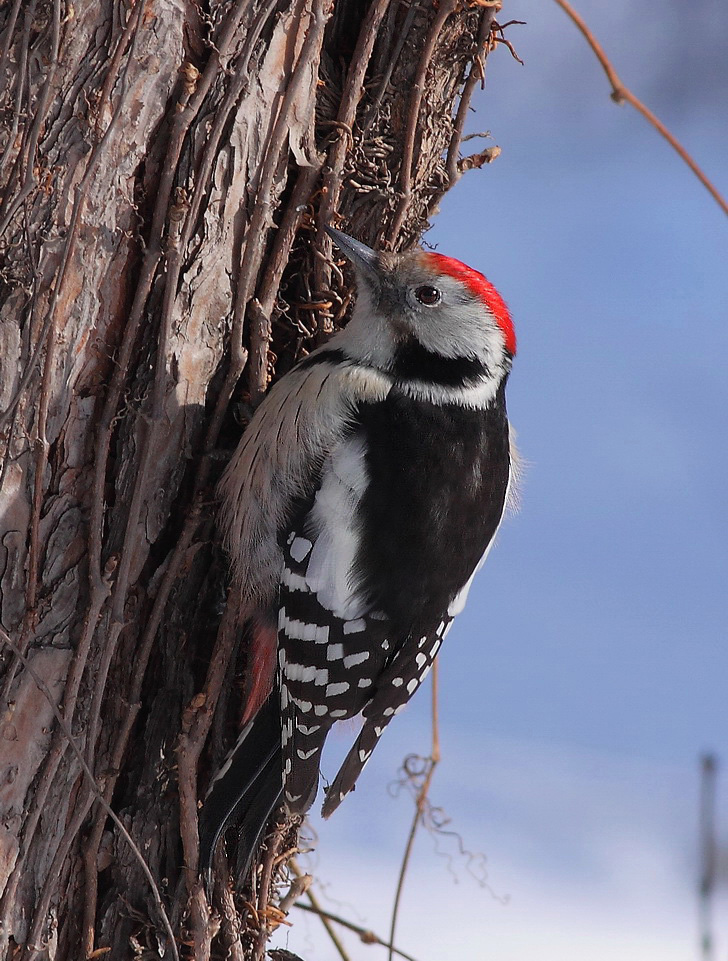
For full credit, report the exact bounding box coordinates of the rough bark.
[0,0,503,956]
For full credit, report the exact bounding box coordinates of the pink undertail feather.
[241,617,277,725]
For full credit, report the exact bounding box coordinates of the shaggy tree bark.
[0,0,505,956]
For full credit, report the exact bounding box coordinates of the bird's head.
[327,227,515,382]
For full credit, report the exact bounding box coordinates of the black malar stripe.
[392,340,488,387]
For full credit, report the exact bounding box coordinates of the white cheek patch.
[407,281,508,371]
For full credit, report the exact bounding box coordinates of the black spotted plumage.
[276,530,391,812]
[273,372,511,817]
[202,228,518,889]
[200,358,512,885]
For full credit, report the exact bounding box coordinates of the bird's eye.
[414,284,442,306]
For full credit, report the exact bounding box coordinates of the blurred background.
[271,2,728,957]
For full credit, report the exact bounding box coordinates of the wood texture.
[0,0,502,955]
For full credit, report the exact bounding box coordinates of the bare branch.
[552,0,727,217]
[294,902,422,961]
[389,0,459,242]
[388,662,440,961]
[289,859,352,961]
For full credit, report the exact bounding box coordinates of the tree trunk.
[0,0,502,956]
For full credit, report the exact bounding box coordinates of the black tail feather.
[231,750,284,884]
[321,715,384,819]
[199,694,283,893]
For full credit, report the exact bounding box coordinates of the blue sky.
[272,2,728,958]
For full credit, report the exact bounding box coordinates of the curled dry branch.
[552,0,727,216]
[294,902,421,961]
[387,663,440,961]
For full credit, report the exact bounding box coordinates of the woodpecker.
[200,227,517,884]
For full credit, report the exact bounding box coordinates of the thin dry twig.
[176,589,246,959]
[361,0,420,137]
[0,0,33,178]
[0,629,179,961]
[314,0,391,331]
[444,8,499,190]
[388,662,440,961]
[293,902,421,961]
[0,0,61,238]
[552,0,727,216]
[389,0,459,242]
[489,17,525,64]
[181,0,280,252]
[288,859,352,961]
[250,163,322,393]
[252,821,287,961]
[241,0,331,404]
[0,0,23,99]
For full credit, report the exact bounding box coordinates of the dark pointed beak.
[325,226,379,279]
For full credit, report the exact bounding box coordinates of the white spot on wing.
[343,651,369,669]
[285,663,328,685]
[343,618,366,634]
[298,724,320,735]
[290,537,313,562]
[279,611,329,644]
[326,681,349,696]
[281,566,309,592]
